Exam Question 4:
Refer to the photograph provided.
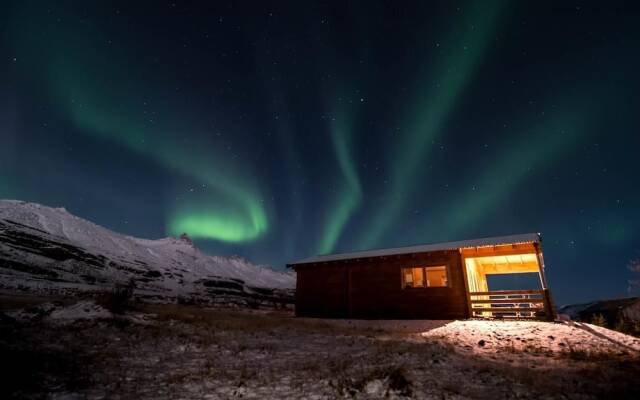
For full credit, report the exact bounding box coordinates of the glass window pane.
[404,270,413,283]
[425,266,447,287]
[402,266,447,288]
[412,267,424,287]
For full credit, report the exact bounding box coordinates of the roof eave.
[288,232,541,266]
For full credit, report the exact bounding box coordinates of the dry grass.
[558,339,629,361]
[146,303,385,337]
[0,293,68,311]
[2,303,640,399]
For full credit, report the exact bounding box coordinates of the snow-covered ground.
[421,319,640,357]
[302,318,640,355]
[2,300,639,399]
[0,200,294,305]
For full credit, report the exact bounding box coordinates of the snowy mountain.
[0,200,294,306]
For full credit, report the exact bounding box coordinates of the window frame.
[401,264,449,289]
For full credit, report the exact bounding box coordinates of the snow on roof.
[288,233,541,266]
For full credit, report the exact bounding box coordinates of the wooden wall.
[295,261,349,318]
[294,250,469,319]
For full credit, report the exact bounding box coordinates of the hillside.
[0,200,294,306]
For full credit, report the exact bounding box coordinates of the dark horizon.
[2,1,639,306]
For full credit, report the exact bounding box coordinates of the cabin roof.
[288,232,541,266]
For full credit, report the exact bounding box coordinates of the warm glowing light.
[464,253,541,293]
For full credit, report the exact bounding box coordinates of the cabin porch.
[461,244,555,321]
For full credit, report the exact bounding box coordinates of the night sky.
[1,1,639,305]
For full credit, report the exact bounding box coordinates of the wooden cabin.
[288,233,556,320]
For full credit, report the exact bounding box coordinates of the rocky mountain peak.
[179,232,193,245]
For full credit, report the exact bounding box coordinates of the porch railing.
[468,289,553,320]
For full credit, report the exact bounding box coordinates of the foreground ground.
[2,298,640,399]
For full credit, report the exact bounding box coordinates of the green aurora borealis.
[355,1,506,250]
[10,5,269,243]
[318,103,362,255]
[2,1,640,303]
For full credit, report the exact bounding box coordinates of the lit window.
[425,266,447,287]
[402,266,447,288]
[404,267,423,288]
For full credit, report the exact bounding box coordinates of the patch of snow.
[47,300,112,321]
[7,302,58,322]
[364,379,385,396]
